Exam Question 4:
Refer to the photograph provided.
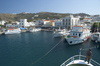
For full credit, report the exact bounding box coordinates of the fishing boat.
[91,32,100,43]
[53,28,70,37]
[20,27,27,32]
[4,27,21,34]
[91,22,100,43]
[65,25,91,45]
[29,27,41,32]
[60,50,100,66]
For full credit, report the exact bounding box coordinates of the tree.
[92,22,100,32]
[93,22,98,28]
[0,24,5,28]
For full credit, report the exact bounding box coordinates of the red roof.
[83,18,91,19]
[8,29,14,30]
[7,27,18,30]
[43,20,55,22]
[43,20,49,21]
[49,20,55,22]
[74,25,83,27]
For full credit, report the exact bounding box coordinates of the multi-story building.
[6,22,20,28]
[91,15,100,21]
[61,15,80,30]
[36,19,55,27]
[19,19,36,28]
[54,19,63,27]
[0,21,6,25]
[80,17,92,28]
[6,19,36,28]
[36,19,50,26]
[19,19,30,28]
[45,20,55,27]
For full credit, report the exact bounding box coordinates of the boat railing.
[60,55,100,66]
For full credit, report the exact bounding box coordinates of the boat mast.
[79,48,81,60]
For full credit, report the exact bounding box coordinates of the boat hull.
[54,34,64,37]
[5,31,21,34]
[54,32,69,38]
[65,38,83,45]
[29,29,41,32]
[91,33,100,43]
[65,36,90,45]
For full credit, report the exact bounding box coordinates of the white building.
[54,19,63,27]
[34,15,39,17]
[36,19,55,27]
[6,19,36,28]
[61,15,80,30]
[6,22,20,28]
[28,22,36,26]
[80,17,92,23]
[36,20,43,26]
[91,15,100,22]
[19,19,30,28]
[0,21,6,25]
[36,19,51,26]
[79,17,92,27]
[20,19,36,27]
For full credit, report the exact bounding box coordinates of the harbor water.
[0,31,100,66]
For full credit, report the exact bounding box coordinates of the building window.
[79,33,81,37]
[69,23,70,25]
[69,19,70,22]
[66,19,67,22]
[68,26,70,29]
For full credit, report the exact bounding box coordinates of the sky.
[0,0,100,15]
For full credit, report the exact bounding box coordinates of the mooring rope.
[30,37,64,66]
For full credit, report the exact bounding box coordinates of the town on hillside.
[0,15,100,34]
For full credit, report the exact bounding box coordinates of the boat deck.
[68,64,89,66]
[67,60,93,66]
[60,55,100,66]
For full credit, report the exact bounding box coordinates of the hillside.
[0,12,90,22]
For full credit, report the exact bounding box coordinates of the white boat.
[29,27,41,32]
[5,27,21,34]
[91,22,100,43]
[65,25,91,45]
[53,29,70,37]
[91,32,100,43]
[60,50,100,66]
